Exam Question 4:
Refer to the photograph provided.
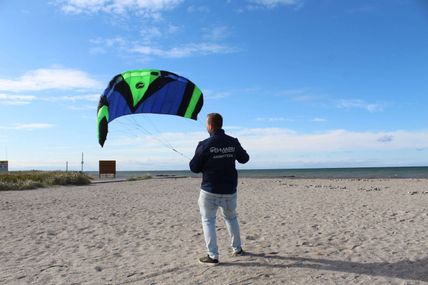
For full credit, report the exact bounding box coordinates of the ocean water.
[88,166,428,179]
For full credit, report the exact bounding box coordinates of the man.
[189,113,250,265]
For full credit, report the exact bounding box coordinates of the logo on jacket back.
[210,146,235,159]
[210,147,235,154]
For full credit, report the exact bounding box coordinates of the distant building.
[0,161,8,172]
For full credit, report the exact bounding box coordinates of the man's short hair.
[207,113,223,129]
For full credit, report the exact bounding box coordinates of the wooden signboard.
[99,160,116,178]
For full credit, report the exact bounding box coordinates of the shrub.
[0,171,91,191]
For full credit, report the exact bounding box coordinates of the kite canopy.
[97,69,204,147]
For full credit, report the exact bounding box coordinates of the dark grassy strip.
[0,171,92,191]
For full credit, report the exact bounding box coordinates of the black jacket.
[189,129,249,194]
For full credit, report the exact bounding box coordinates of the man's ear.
[207,124,213,133]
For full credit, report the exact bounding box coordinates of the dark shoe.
[232,248,245,256]
[199,255,219,265]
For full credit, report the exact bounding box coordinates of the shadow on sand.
[221,252,428,283]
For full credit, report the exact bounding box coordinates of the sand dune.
[1,178,427,284]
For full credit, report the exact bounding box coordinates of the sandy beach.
[1,177,427,284]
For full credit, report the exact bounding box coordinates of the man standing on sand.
[189,113,250,265]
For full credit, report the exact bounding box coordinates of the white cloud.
[276,89,386,113]
[141,27,163,42]
[202,26,231,42]
[15,123,54,130]
[249,0,302,8]
[204,90,232,100]
[236,128,428,152]
[91,36,239,59]
[86,14,237,59]
[42,94,100,102]
[7,126,428,170]
[94,127,428,169]
[89,47,108,55]
[131,42,238,58]
[0,123,54,131]
[0,92,99,106]
[203,87,260,101]
[0,94,36,105]
[56,0,183,16]
[104,130,206,161]
[0,68,102,92]
[312,117,327,123]
[89,37,127,54]
[337,99,384,112]
[90,37,126,46]
[139,24,180,43]
[377,135,394,143]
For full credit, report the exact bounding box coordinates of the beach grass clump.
[0,180,44,191]
[0,171,91,191]
[49,172,92,186]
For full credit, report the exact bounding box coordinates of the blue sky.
[1,0,427,171]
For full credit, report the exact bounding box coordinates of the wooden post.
[81,152,84,173]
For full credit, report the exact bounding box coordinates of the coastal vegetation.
[0,171,91,191]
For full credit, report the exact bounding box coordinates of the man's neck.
[209,128,223,136]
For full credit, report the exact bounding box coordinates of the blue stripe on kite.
[107,90,132,122]
[136,81,186,116]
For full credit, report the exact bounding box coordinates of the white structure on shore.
[0,161,8,172]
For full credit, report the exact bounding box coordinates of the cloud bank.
[56,0,183,16]
[0,67,102,92]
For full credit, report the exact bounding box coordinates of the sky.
[0,0,427,171]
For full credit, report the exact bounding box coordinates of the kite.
[97,69,203,147]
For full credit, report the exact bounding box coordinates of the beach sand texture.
[1,178,427,285]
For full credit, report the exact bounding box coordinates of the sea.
[87,166,428,179]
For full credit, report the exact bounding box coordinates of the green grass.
[0,171,92,191]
